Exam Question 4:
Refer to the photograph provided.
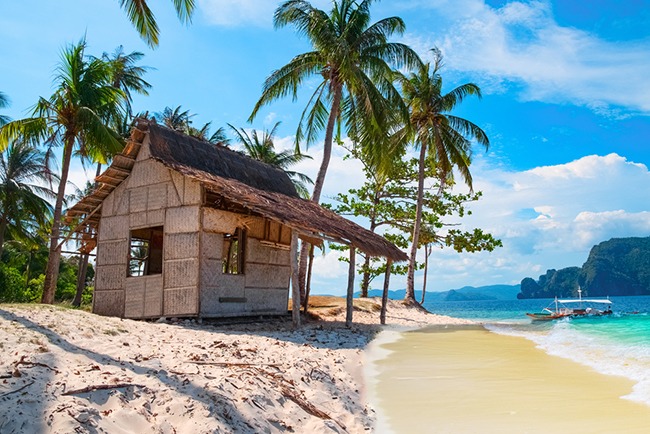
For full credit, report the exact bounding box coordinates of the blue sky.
[2,0,650,296]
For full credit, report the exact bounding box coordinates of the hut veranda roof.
[65,120,408,262]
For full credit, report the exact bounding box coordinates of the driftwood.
[15,355,60,374]
[62,383,145,396]
[0,381,35,397]
[279,384,346,431]
[186,361,281,368]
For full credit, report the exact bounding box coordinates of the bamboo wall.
[93,135,292,319]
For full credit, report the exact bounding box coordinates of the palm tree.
[394,50,489,303]
[0,39,125,304]
[154,106,194,131]
[229,122,313,198]
[0,92,10,127]
[117,0,195,48]
[250,0,419,299]
[0,140,55,260]
[100,46,153,116]
[188,122,231,147]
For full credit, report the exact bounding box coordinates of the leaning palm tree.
[394,50,489,303]
[117,0,195,48]
[250,0,419,299]
[229,122,313,198]
[0,39,125,304]
[0,92,10,127]
[0,140,55,260]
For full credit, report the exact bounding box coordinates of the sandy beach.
[0,298,468,433]
[368,324,650,434]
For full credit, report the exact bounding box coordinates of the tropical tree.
[0,140,55,260]
[0,39,126,304]
[100,46,153,116]
[229,122,313,198]
[0,92,10,127]
[188,122,231,147]
[394,50,490,303]
[116,0,195,48]
[249,0,419,300]
[154,105,194,131]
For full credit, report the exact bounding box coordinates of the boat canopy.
[557,299,612,304]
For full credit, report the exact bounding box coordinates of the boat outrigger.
[526,289,613,321]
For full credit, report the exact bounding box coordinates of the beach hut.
[65,119,407,323]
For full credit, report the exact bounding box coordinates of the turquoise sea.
[423,296,650,406]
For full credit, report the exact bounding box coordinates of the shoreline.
[0,298,466,433]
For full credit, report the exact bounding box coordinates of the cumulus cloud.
[403,0,650,114]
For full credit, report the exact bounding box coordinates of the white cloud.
[404,0,650,114]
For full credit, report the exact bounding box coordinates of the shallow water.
[369,296,650,433]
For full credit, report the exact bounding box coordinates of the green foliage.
[0,264,26,302]
[329,150,501,293]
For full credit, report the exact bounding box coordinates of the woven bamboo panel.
[113,184,130,216]
[136,136,151,161]
[164,258,198,289]
[184,178,201,205]
[246,238,270,264]
[268,221,280,242]
[147,209,165,227]
[98,215,129,242]
[130,211,147,229]
[163,287,198,316]
[130,187,147,213]
[279,224,291,245]
[269,248,291,266]
[95,264,126,291]
[169,171,184,206]
[244,288,288,313]
[101,192,115,218]
[200,285,247,316]
[245,216,265,239]
[202,208,240,234]
[165,206,200,233]
[200,258,223,287]
[144,275,163,317]
[129,159,171,188]
[147,183,167,210]
[245,263,290,289]
[124,278,145,318]
[96,240,128,266]
[164,232,199,261]
[93,290,125,317]
[200,231,223,260]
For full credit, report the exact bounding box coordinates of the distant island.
[355,284,521,302]
[518,236,650,299]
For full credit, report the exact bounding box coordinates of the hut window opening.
[223,228,245,275]
[128,226,163,277]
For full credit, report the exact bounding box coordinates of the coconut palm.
[0,39,126,304]
[394,50,489,303]
[100,46,153,116]
[154,105,194,131]
[250,0,419,299]
[229,122,313,198]
[188,122,231,147]
[117,0,195,48]
[0,92,10,127]
[0,140,55,260]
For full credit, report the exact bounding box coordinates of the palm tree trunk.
[41,136,75,304]
[73,252,89,307]
[360,219,377,297]
[420,245,430,305]
[299,83,343,304]
[0,218,6,261]
[405,140,427,303]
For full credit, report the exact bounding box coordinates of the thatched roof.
[66,120,408,262]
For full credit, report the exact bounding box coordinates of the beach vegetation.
[392,49,490,303]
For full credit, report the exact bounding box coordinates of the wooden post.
[346,246,356,328]
[380,259,392,325]
[290,231,301,328]
[304,245,315,314]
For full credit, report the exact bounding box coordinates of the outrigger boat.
[526,289,613,321]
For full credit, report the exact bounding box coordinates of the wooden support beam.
[58,203,102,250]
[290,230,301,329]
[380,259,392,325]
[346,246,356,328]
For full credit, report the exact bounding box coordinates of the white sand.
[0,298,468,433]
